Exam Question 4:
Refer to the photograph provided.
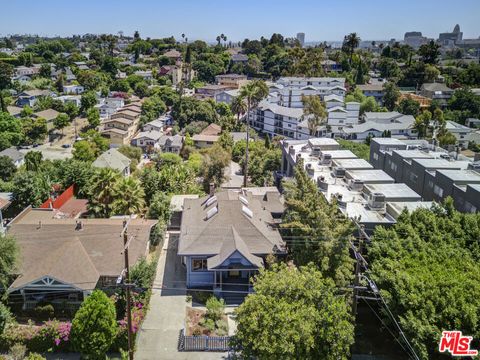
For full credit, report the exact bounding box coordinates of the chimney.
[209,183,215,196]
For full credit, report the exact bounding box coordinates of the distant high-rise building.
[439,24,463,45]
[296,32,305,47]
[404,31,429,49]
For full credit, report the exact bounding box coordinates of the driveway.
[135,232,229,360]
[221,161,243,189]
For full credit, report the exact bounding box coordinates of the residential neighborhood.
[0,1,480,359]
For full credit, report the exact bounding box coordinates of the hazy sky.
[1,0,479,42]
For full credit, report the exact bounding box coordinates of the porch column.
[20,289,26,310]
[220,271,222,289]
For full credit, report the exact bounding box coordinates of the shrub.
[71,290,117,358]
[34,304,54,321]
[192,326,202,336]
[216,319,229,336]
[0,302,12,335]
[26,353,46,360]
[205,297,225,323]
[9,343,26,360]
[150,220,166,247]
[130,258,157,289]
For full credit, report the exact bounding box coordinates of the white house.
[134,70,153,81]
[63,85,85,95]
[444,121,473,148]
[132,130,163,151]
[143,119,165,132]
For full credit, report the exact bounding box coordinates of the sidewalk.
[135,232,228,360]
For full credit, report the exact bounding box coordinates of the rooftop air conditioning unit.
[333,167,346,178]
[321,153,332,165]
[349,179,364,191]
[311,146,321,156]
[368,192,386,211]
[317,176,328,191]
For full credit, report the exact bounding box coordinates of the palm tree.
[343,32,361,64]
[216,35,222,46]
[238,80,269,187]
[111,177,145,215]
[301,95,327,136]
[230,96,247,124]
[87,168,120,217]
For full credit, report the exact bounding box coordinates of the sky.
[1,0,479,42]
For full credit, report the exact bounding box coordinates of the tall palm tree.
[111,177,145,215]
[301,95,327,136]
[239,80,269,187]
[343,32,361,65]
[230,96,247,124]
[87,168,120,217]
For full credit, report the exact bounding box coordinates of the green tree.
[396,97,421,116]
[217,131,234,151]
[87,168,120,217]
[86,107,100,128]
[71,290,117,359]
[111,177,145,215]
[230,96,247,123]
[418,40,440,64]
[80,91,97,112]
[382,82,400,111]
[239,80,269,187]
[301,95,327,136]
[0,302,13,335]
[0,112,23,151]
[369,202,480,359]
[72,140,96,162]
[24,151,43,171]
[282,162,355,287]
[0,234,18,291]
[147,192,171,222]
[0,62,13,112]
[201,144,231,191]
[414,110,432,138]
[141,96,167,122]
[53,113,70,135]
[342,32,361,65]
[234,263,354,360]
[11,171,51,209]
[0,155,17,181]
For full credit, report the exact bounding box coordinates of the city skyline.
[1,0,479,42]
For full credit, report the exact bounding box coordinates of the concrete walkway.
[221,161,243,189]
[135,232,228,360]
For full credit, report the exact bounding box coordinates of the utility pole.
[243,99,250,188]
[352,224,365,317]
[121,220,134,360]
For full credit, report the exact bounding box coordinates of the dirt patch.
[185,306,228,336]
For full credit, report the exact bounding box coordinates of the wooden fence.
[178,329,231,352]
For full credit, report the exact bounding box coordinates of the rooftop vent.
[348,179,364,191]
[206,205,218,220]
[242,205,253,218]
[320,153,332,165]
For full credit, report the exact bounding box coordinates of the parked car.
[62,144,71,148]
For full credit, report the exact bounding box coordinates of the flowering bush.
[1,320,72,353]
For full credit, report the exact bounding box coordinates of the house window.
[433,185,444,197]
[192,258,208,271]
[373,153,379,161]
[390,162,397,172]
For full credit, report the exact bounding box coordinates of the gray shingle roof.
[0,147,24,163]
[92,149,131,172]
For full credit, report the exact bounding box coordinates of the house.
[64,67,76,83]
[57,95,82,107]
[192,123,222,148]
[177,189,286,302]
[6,206,156,310]
[195,85,232,99]
[16,90,55,107]
[0,192,12,235]
[33,109,60,131]
[357,83,385,105]
[163,49,182,62]
[14,65,40,77]
[0,147,24,167]
[134,70,153,81]
[215,89,240,105]
[231,53,249,64]
[95,97,125,118]
[101,107,141,145]
[444,120,473,148]
[143,118,165,132]
[93,148,131,176]
[420,83,454,105]
[321,59,342,72]
[13,74,32,83]
[63,85,85,95]
[340,111,417,140]
[157,134,183,154]
[215,74,248,89]
[132,130,163,151]
[7,105,23,118]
